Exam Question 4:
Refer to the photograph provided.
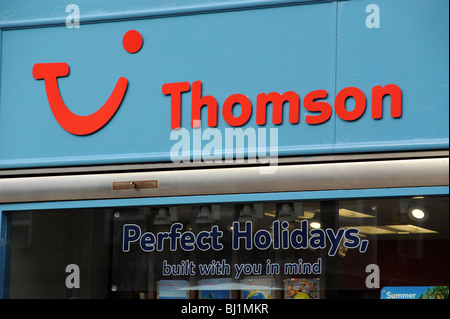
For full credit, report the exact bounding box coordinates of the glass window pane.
[8,209,111,298]
[7,196,449,299]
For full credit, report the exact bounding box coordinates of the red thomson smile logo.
[32,30,143,135]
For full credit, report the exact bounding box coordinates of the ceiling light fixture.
[310,222,321,229]
[238,204,255,222]
[278,203,295,222]
[153,208,173,225]
[407,197,429,222]
[196,206,214,224]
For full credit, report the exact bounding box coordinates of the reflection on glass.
[7,196,449,299]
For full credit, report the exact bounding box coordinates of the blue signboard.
[381,286,449,299]
[0,0,448,168]
[335,0,449,153]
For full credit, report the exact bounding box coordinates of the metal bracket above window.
[113,180,158,190]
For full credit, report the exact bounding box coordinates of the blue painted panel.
[335,0,449,153]
[0,3,336,168]
[0,0,448,169]
[0,0,324,28]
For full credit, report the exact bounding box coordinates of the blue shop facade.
[0,0,448,299]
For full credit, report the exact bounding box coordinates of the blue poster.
[381,286,449,299]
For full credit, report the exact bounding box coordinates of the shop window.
[6,196,449,299]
